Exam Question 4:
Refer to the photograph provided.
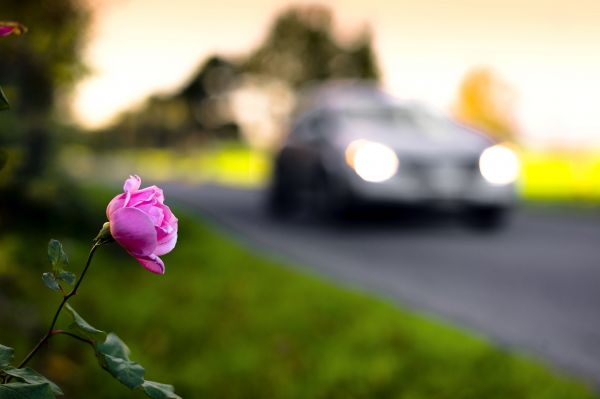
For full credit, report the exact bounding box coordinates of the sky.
[74,0,600,147]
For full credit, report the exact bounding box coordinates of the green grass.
[60,144,600,204]
[60,144,270,188]
[520,149,600,202]
[0,185,597,398]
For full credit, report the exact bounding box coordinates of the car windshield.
[336,106,463,140]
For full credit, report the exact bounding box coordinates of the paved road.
[165,183,600,387]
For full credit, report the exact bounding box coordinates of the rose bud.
[106,175,178,274]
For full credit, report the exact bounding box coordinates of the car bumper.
[343,166,517,208]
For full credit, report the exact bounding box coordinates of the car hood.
[332,122,494,162]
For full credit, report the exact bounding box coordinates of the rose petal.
[124,175,141,193]
[155,231,177,256]
[129,186,164,207]
[157,222,177,244]
[106,194,126,218]
[0,26,14,36]
[134,254,165,274]
[110,207,157,256]
[159,204,177,228]
[0,22,26,37]
[146,205,164,226]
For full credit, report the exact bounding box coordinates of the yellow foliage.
[454,67,518,142]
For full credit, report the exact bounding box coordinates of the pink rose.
[0,22,27,37]
[106,175,178,274]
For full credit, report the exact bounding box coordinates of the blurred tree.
[178,56,240,141]
[454,67,518,142]
[0,0,90,182]
[243,5,379,88]
[99,5,380,149]
[98,56,241,148]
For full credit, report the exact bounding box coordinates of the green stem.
[51,330,95,348]
[14,243,101,370]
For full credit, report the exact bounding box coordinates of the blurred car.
[267,83,519,228]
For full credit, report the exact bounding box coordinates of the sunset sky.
[74,0,600,147]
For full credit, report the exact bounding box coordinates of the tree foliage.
[99,5,380,149]
[244,5,379,87]
[454,67,518,142]
[0,0,89,113]
[0,0,90,181]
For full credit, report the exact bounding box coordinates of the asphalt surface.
[165,182,600,387]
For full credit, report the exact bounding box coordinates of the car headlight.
[479,144,520,185]
[345,140,399,183]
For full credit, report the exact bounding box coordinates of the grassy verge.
[0,184,597,398]
[60,145,600,204]
[520,149,600,203]
[60,143,270,188]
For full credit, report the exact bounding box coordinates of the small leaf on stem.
[64,303,107,342]
[47,240,69,273]
[47,240,62,267]
[56,271,76,286]
[41,273,61,292]
[96,333,145,389]
[2,367,63,395]
[0,382,56,398]
[99,355,145,389]
[0,344,14,368]
[96,333,130,360]
[141,380,181,399]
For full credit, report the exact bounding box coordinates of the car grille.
[402,156,477,173]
